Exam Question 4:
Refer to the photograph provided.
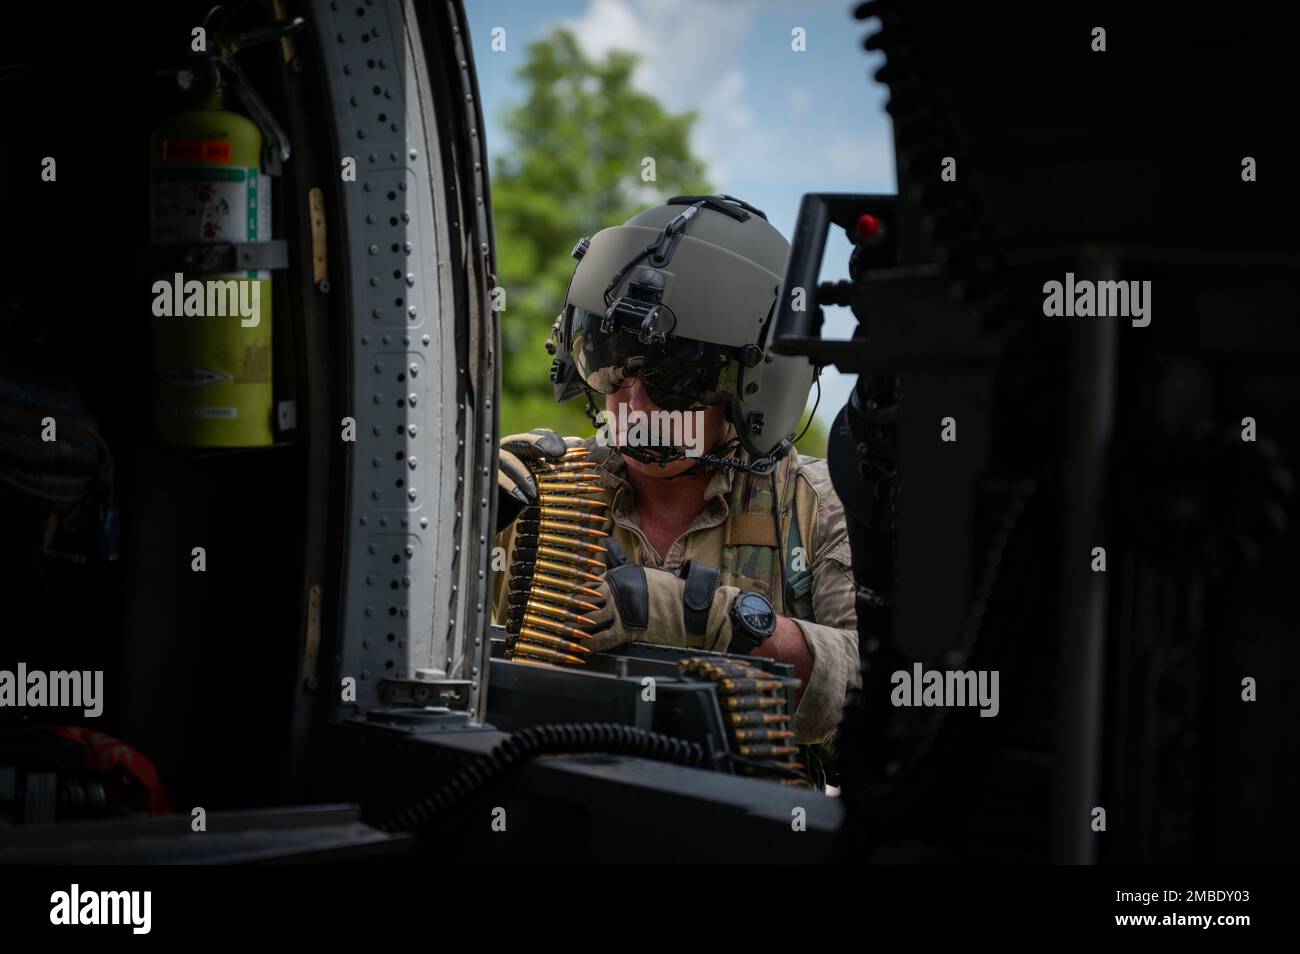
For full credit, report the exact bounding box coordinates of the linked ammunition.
[509,559,605,585]
[506,608,596,638]
[515,532,608,555]
[716,678,788,693]
[512,640,587,666]
[735,743,798,759]
[531,583,603,607]
[505,445,610,667]
[533,480,603,496]
[508,573,604,600]
[513,545,606,572]
[506,588,603,614]
[537,495,607,510]
[513,627,591,655]
[534,472,602,484]
[516,520,609,541]
[732,728,796,743]
[727,711,790,727]
[719,694,786,711]
[535,506,609,525]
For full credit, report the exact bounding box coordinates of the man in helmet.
[493,195,860,765]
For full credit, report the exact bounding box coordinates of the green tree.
[492,28,826,457]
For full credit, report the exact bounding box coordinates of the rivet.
[422,335,430,346]
[404,241,412,253]
[371,458,381,468]
[370,276,380,287]
[366,213,376,224]
[405,545,414,557]
[408,394,417,407]
[405,274,415,287]
[420,518,428,528]
[409,149,418,160]
[373,394,383,404]
[371,490,381,500]
[408,306,417,318]
[409,363,419,377]
[363,182,372,191]
[368,244,378,255]
[408,490,417,501]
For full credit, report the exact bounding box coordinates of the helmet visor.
[568,305,736,411]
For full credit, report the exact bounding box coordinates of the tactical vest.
[713,453,821,621]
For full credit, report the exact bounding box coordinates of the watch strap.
[679,560,721,638]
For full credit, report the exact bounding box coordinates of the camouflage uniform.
[493,438,861,750]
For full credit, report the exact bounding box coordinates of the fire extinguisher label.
[157,138,233,165]
[160,366,232,390]
[151,166,260,246]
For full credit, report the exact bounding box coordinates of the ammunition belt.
[504,446,611,667]
[678,657,811,787]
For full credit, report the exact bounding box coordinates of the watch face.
[735,592,776,637]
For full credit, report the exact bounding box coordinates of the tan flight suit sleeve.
[788,461,862,746]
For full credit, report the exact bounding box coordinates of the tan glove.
[582,562,742,653]
[496,429,568,532]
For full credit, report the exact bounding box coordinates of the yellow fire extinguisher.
[149,89,274,447]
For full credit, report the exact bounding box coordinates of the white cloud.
[786,85,812,116]
[562,0,765,183]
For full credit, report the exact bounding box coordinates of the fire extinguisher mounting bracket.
[144,240,290,275]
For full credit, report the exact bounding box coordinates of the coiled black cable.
[379,723,704,835]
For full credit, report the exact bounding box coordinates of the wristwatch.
[728,591,777,655]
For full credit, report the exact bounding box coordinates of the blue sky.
[465,0,896,430]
